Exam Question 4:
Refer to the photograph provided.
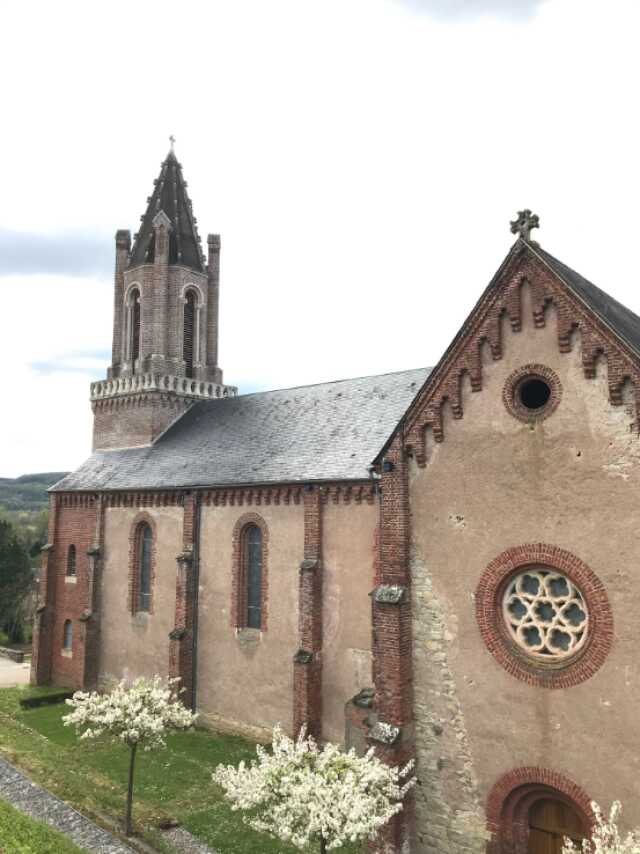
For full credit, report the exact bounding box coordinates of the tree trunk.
[125,743,137,836]
[320,835,327,854]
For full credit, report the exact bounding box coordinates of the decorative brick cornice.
[206,487,303,507]
[58,494,100,509]
[202,482,375,508]
[402,250,640,465]
[105,492,183,508]
[61,481,376,511]
[476,544,613,688]
[486,766,594,854]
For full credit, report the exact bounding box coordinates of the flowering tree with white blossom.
[563,802,640,854]
[214,725,415,853]
[63,676,197,836]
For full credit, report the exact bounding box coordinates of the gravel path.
[161,826,219,853]
[0,757,134,853]
[0,656,30,687]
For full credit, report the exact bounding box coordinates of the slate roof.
[53,368,431,492]
[128,149,205,272]
[532,244,640,358]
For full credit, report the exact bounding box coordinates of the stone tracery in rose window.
[502,568,589,661]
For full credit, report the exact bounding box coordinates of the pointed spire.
[128,144,205,271]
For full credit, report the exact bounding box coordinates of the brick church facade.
[32,149,640,853]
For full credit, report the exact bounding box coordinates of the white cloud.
[397,0,546,19]
[0,275,111,477]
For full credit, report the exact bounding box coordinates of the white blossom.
[213,725,416,851]
[63,676,198,836]
[563,802,640,854]
[63,676,197,750]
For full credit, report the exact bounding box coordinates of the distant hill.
[0,473,68,513]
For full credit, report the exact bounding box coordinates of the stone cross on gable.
[510,209,540,243]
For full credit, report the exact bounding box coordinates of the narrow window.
[183,291,196,378]
[244,525,262,629]
[137,523,153,612]
[128,287,141,364]
[63,620,73,651]
[66,545,76,576]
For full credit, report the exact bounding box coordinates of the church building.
[32,148,640,854]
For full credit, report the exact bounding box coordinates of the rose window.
[502,568,589,661]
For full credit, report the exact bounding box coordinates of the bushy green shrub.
[0,798,87,853]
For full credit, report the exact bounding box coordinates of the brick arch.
[475,544,613,688]
[128,512,157,615]
[486,767,594,854]
[231,513,270,631]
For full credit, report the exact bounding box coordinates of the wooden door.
[528,799,584,854]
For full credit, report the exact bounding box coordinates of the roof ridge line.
[229,366,431,399]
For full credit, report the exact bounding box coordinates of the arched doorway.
[528,798,584,853]
[486,768,593,854]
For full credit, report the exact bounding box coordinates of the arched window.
[183,290,197,378]
[127,287,141,364]
[66,545,76,576]
[63,620,73,651]
[137,523,153,612]
[244,525,262,629]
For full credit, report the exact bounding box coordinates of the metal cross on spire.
[169,134,176,152]
[510,209,540,243]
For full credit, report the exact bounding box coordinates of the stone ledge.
[0,647,24,663]
[372,584,407,605]
[90,373,237,402]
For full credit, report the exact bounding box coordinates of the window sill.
[61,649,73,658]
[235,627,262,646]
[65,576,77,584]
[132,611,151,628]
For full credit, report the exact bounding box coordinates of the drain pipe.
[190,492,202,714]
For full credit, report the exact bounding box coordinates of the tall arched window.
[183,290,197,378]
[244,525,262,629]
[63,620,73,652]
[137,523,153,612]
[66,545,76,576]
[127,287,141,364]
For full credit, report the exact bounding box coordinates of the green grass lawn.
[0,686,360,854]
[0,797,88,853]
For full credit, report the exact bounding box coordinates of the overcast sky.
[2,0,640,477]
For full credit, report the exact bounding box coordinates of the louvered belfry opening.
[131,288,141,364]
[184,290,196,378]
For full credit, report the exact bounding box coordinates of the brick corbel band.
[370,435,416,853]
[169,494,198,708]
[293,487,323,740]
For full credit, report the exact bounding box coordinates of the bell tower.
[91,146,236,451]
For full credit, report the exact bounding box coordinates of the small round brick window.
[503,364,561,422]
[476,545,613,688]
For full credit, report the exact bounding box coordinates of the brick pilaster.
[30,495,58,685]
[110,229,131,375]
[293,486,323,740]
[81,495,106,691]
[169,493,199,708]
[370,433,415,853]
[151,213,171,368]
[206,234,222,383]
